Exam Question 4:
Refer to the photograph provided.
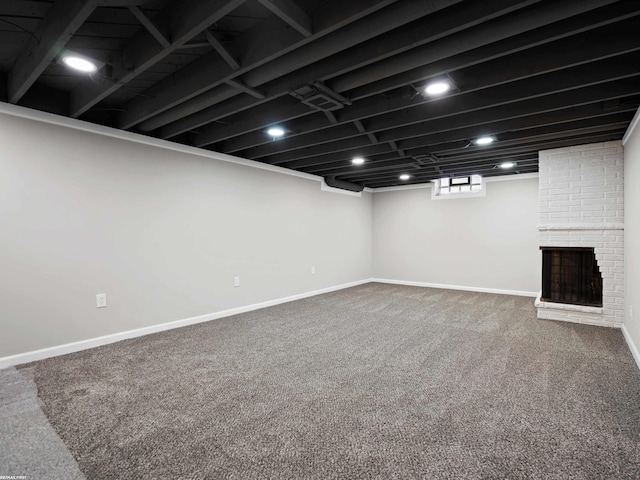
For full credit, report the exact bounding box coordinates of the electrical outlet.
[311,266,316,275]
[630,304,634,319]
[234,276,240,287]
[96,293,107,308]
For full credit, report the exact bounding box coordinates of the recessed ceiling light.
[473,136,496,146]
[499,161,516,169]
[267,127,285,138]
[62,55,97,73]
[424,81,450,96]
[399,174,411,181]
[352,157,365,165]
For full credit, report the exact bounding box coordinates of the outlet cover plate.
[96,293,107,308]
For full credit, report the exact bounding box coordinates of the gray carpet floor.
[0,366,85,479]
[12,283,640,479]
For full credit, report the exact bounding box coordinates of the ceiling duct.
[324,176,364,192]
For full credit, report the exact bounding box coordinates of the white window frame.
[431,174,486,200]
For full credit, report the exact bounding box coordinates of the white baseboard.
[622,324,640,371]
[371,278,538,297]
[0,279,370,369]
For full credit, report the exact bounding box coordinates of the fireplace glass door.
[541,247,603,307]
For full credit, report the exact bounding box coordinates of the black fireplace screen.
[541,247,603,307]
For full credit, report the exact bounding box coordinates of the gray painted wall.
[624,113,640,356]
[0,113,372,357]
[372,178,540,293]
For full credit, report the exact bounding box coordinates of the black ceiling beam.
[192,95,323,141]
[140,0,466,133]
[125,15,302,130]
[377,79,640,147]
[370,58,640,135]
[409,122,629,164]
[220,18,640,156]
[298,113,632,176]
[7,0,101,104]
[69,0,247,118]
[429,131,626,162]
[348,0,640,100]
[267,92,639,171]
[257,0,312,37]
[329,0,620,95]
[358,164,538,188]
[341,157,541,184]
[224,79,265,99]
[321,158,421,178]
[194,0,609,148]
[203,29,240,70]
[365,166,542,188]
[347,158,541,184]
[131,0,404,131]
[274,144,396,169]
[177,0,632,148]
[255,74,640,165]
[310,157,429,177]
[156,0,534,138]
[127,6,170,48]
[396,99,640,151]
[345,20,640,125]
[261,51,640,160]
[121,0,422,130]
[286,96,640,171]
[342,151,543,182]
[360,165,542,188]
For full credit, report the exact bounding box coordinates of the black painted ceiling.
[1,0,639,188]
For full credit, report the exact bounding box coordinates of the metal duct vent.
[290,82,351,112]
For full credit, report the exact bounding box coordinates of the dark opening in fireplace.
[540,247,603,307]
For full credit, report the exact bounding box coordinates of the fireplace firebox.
[540,247,603,307]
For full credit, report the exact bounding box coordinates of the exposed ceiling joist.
[155,0,535,138]
[126,0,461,131]
[127,5,170,48]
[3,0,639,188]
[201,5,639,154]
[260,86,639,167]
[348,0,640,100]
[7,0,101,104]
[257,0,312,37]
[225,79,265,99]
[244,72,640,165]
[204,29,240,70]
[329,0,621,94]
[69,0,247,117]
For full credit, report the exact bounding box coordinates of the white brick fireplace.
[536,141,624,327]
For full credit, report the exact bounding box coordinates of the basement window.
[431,175,485,199]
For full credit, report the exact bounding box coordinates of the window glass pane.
[451,177,469,185]
[435,174,483,197]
